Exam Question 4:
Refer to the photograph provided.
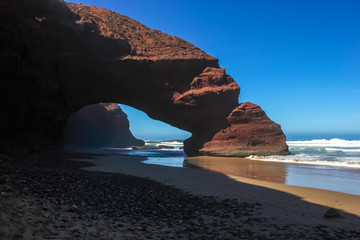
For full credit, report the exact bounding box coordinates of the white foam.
[287,138,360,148]
[144,140,184,150]
[102,147,133,150]
[325,148,360,153]
[246,154,360,168]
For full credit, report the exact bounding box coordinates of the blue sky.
[70,0,360,140]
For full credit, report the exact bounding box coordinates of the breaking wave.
[287,138,360,148]
[325,148,360,153]
[247,138,360,168]
[144,140,183,150]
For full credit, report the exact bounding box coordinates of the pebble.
[1,152,359,239]
[324,208,341,219]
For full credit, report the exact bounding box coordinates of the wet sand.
[185,156,360,195]
[186,156,289,183]
[186,156,360,216]
[74,154,360,228]
[2,152,360,239]
[0,153,264,239]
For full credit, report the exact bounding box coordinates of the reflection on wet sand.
[185,156,287,184]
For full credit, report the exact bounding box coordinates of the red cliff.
[200,102,289,156]
[0,0,288,157]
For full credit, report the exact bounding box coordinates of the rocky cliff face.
[0,0,288,157]
[65,103,144,148]
[200,102,289,156]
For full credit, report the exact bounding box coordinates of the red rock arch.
[0,0,288,156]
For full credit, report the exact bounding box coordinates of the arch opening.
[64,103,190,167]
[119,104,191,141]
[64,103,190,151]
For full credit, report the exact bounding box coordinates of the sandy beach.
[77,154,360,224]
[186,156,360,216]
[1,152,360,239]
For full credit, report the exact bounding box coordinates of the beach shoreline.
[1,152,360,239]
[73,153,360,225]
[185,156,360,200]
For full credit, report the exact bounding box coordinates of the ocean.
[248,138,360,168]
[67,135,360,195]
[135,137,360,196]
[139,137,360,169]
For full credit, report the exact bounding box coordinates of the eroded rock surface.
[0,0,288,157]
[65,103,144,148]
[200,102,289,156]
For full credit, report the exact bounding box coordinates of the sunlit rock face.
[65,103,144,148]
[199,102,289,157]
[0,0,288,156]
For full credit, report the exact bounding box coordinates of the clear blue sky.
[70,0,360,140]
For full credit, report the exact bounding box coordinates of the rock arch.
[0,0,288,156]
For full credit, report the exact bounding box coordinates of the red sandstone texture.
[0,0,288,157]
[65,103,144,148]
[66,3,215,62]
[200,102,289,156]
[173,67,239,106]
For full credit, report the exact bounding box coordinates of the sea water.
[140,140,186,167]
[140,138,360,169]
[106,140,187,168]
[248,138,360,168]
[72,137,360,195]
[138,137,360,195]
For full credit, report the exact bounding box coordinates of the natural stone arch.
[0,0,288,157]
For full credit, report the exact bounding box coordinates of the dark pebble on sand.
[1,152,359,240]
